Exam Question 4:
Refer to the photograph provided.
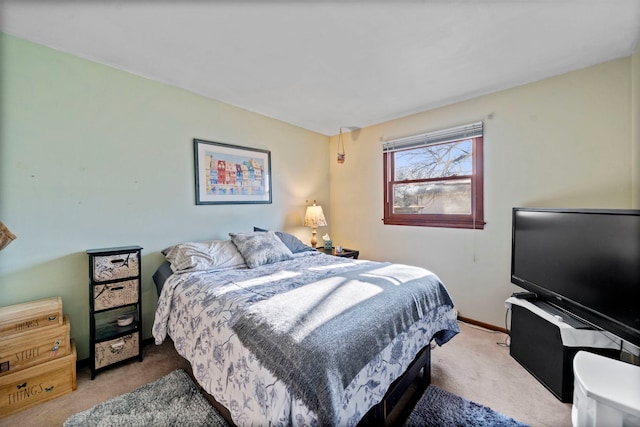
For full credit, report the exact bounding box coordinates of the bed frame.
[359,344,431,425]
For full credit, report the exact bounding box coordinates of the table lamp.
[304,201,327,248]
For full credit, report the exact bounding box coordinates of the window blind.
[382,121,483,153]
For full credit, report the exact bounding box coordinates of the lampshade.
[304,204,327,227]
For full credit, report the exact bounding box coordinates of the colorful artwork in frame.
[194,139,272,205]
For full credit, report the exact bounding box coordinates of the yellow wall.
[329,57,635,327]
[0,33,330,359]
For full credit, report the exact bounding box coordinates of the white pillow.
[229,230,294,268]
[162,239,246,273]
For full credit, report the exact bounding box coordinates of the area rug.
[64,369,229,427]
[404,385,530,427]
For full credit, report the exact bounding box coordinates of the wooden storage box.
[0,297,63,338]
[0,315,71,376]
[0,339,76,418]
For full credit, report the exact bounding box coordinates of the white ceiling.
[1,1,639,136]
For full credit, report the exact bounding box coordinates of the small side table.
[316,247,359,259]
[87,245,143,379]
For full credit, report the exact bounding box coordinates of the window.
[383,122,484,229]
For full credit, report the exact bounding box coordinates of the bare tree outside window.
[383,129,484,229]
[393,140,472,214]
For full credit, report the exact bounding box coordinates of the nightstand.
[316,247,359,259]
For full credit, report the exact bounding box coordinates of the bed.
[152,230,459,426]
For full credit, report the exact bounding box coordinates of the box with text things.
[0,339,76,418]
[0,297,63,338]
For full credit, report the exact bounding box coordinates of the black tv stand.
[508,297,621,402]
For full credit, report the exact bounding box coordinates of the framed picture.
[194,139,272,205]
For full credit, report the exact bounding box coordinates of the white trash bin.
[572,351,640,427]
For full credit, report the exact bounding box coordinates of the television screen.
[511,208,640,347]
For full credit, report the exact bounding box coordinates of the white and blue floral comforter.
[153,252,459,426]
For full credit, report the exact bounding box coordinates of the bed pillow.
[162,239,247,273]
[229,230,294,268]
[253,227,315,253]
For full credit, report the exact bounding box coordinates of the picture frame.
[193,139,272,205]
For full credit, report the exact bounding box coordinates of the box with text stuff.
[0,315,71,376]
[0,339,76,418]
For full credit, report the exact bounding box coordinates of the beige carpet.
[0,321,571,427]
[430,322,572,427]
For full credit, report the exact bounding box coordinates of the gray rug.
[64,369,229,427]
[404,385,530,427]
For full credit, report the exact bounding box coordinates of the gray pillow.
[161,239,246,273]
[230,230,294,268]
[253,227,315,253]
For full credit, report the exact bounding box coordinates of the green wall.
[0,33,330,360]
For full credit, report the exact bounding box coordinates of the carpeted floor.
[61,371,529,427]
[0,321,572,427]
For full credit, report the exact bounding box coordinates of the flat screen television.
[511,207,640,348]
